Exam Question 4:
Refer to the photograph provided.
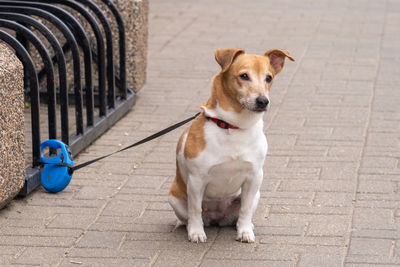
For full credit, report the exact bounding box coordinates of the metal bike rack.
[0,0,136,196]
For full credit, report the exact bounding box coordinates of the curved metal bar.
[0,1,93,134]
[47,0,104,119]
[0,19,57,141]
[0,12,69,143]
[0,30,40,166]
[0,5,81,143]
[19,0,107,120]
[33,0,116,111]
[72,0,116,109]
[99,0,127,98]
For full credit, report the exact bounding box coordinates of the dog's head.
[215,48,294,112]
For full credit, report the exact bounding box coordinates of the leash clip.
[40,139,74,193]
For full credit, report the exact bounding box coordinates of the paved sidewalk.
[2,0,400,266]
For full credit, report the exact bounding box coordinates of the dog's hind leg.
[169,165,189,224]
[168,195,188,224]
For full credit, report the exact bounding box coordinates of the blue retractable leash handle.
[39,112,200,193]
[40,139,74,193]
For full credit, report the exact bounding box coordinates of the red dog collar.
[207,117,239,130]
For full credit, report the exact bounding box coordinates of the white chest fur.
[204,159,253,199]
[177,112,268,200]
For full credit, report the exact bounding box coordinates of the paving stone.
[264,156,290,168]
[60,257,150,267]
[13,247,67,266]
[271,205,351,215]
[146,202,172,211]
[260,235,346,247]
[73,185,120,200]
[361,156,398,169]
[153,250,205,267]
[352,229,400,239]
[101,200,146,217]
[67,247,154,260]
[299,254,344,267]
[205,246,296,262]
[124,175,167,189]
[121,240,212,251]
[328,146,362,160]
[306,215,349,237]
[266,168,321,180]
[114,192,168,202]
[314,192,354,207]
[76,231,125,249]
[0,255,14,265]
[256,243,345,258]
[345,255,400,266]
[0,246,24,256]
[89,221,174,233]
[357,180,395,194]
[0,235,75,247]
[348,238,394,256]
[0,217,51,228]
[0,226,82,238]
[47,214,98,230]
[353,208,396,230]
[201,259,294,267]
[262,213,311,228]
[256,226,304,237]
[320,165,357,180]
[132,210,177,225]
[26,198,107,209]
[278,180,356,192]
[200,259,294,266]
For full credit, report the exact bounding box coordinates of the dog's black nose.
[255,97,269,110]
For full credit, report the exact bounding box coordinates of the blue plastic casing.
[40,139,74,193]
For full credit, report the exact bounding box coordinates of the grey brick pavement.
[2,0,400,266]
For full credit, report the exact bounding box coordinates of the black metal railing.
[0,0,136,196]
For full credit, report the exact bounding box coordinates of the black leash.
[43,112,201,174]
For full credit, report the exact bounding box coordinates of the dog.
[168,48,294,243]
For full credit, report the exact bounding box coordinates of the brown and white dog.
[168,48,294,243]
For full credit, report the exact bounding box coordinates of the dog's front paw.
[236,224,255,243]
[187,225,207,243]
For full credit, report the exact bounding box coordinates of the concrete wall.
[0,42,25,209]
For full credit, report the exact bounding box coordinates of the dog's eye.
[266,75,272,83]
[239,73,250,81]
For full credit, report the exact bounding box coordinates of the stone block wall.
[93,0,149,91]
[0,42,25,209]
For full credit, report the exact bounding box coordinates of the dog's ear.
[264,49,294,74]
[215,48,245,73]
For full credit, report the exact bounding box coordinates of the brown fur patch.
[202,74,243,113]
[217,74,244,113]
[169,163,187,199]
[184,114,207,159]
[215,48,244,73]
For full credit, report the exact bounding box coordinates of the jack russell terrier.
[168,48,294,243]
